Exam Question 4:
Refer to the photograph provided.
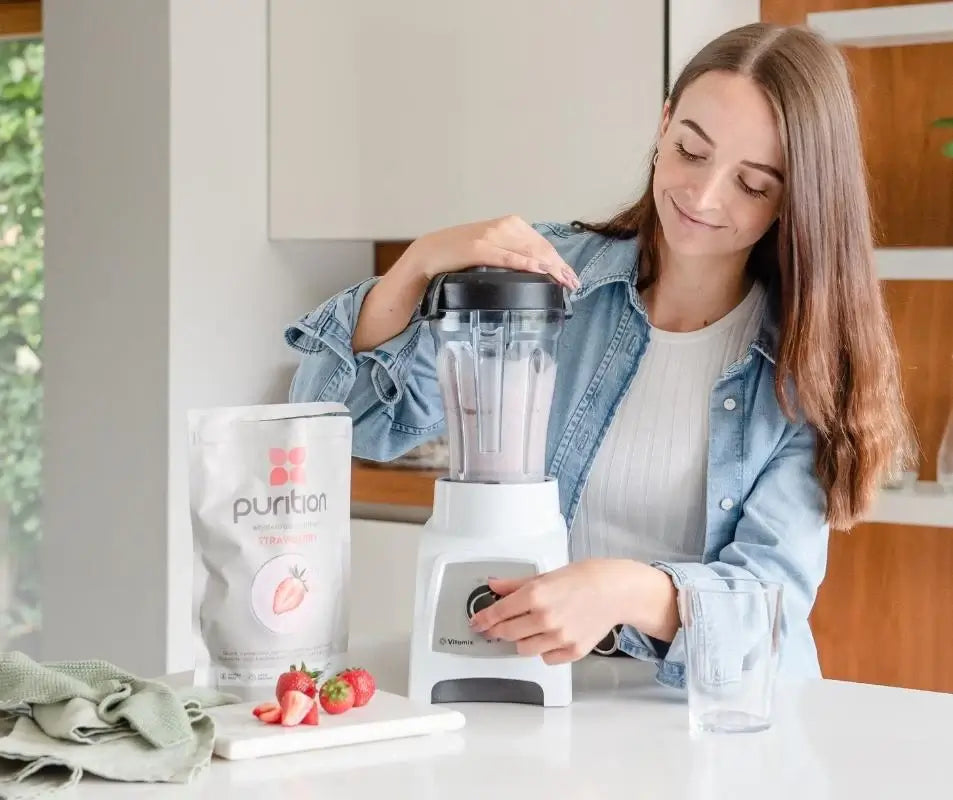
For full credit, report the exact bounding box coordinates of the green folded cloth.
[0,651,239,799]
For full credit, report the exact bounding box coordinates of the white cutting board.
[207,691,466,760]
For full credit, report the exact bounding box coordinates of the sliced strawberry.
[301,700,319,726]
[252,701,280,718]
[259,707,282,724]
[280,690,313,726]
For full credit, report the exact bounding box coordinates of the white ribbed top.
[569,281,767,564]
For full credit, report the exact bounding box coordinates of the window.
[0,0,41,653]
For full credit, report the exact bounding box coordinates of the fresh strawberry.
[279,690,313,726]
[252,701,280,718]
[301,700,319,726]
[275,662,321,701]
[319,677,355,714]
[335,667,376,707]
[272,565,308,614]
[259,707,282,724]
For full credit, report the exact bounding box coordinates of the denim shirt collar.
[570,233,780,365]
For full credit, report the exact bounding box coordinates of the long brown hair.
[577,22,913,530]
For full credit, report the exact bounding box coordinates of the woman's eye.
[739,179,768,199]
[674,141,702,162]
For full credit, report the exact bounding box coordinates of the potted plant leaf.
[934,117,953,158]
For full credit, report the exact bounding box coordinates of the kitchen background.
[0,0,950,692]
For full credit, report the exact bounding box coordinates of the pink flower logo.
[269,447,307,486]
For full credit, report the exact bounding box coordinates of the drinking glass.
[679,577,783,735]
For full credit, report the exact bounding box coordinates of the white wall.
[43,0,173,675]
[668,0,760,89]
[43,0,372,675]
[165,0,375,674]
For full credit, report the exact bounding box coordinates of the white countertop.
[68,638,950,799]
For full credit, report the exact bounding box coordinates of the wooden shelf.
[0,1,41,38]
[877,248,953,280]
[865,482,953,528]
[351,465,953,527]
[351,461,442,508]
[807,2,953,47]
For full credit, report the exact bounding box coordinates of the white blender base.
[408,478,573,707]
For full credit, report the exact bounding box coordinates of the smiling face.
[653,70,785,259]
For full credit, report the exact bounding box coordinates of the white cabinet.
[268,0,666,240]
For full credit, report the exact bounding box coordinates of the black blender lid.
[420,266,571,319]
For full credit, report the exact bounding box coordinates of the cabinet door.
[269,0,665,240]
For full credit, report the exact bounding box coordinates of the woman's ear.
[657,100,673,143]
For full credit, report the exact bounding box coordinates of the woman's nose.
[693,166,732,212]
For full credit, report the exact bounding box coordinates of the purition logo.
[269,446,307,486]
[232,446,327,524]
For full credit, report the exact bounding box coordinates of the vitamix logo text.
[232,447,327,524]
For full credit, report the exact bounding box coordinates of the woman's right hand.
[352,216,579,354]
[396,216,581,291]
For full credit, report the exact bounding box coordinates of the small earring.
[652,150,659,166]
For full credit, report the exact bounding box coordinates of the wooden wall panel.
[811,524,953,693]
[761,0,953,692]
[374,242,412,277]
[884,281,953,481]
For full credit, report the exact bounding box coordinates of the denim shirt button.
[719,497,735,511]
[723,397,737,411]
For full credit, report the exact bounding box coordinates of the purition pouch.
[188,402,352,698]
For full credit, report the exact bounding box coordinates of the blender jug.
[421,267,571,483]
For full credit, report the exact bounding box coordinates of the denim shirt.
[284,221,830,690]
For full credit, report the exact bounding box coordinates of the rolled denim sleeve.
[285,277,445,461]
[618,422,829,689]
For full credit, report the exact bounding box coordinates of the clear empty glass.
[679,577,783,735]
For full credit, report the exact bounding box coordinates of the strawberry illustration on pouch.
[273,565,308,614]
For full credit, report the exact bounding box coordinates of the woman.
[284,22,911,688]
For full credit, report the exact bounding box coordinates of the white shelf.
[807,2,953,47]
[866,482,953,528]
[876,248,953,280]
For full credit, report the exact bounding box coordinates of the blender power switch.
[466,585,500,619]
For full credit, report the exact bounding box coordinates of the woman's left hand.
[467,559,679,665]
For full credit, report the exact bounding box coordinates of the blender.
[406,267,573,707]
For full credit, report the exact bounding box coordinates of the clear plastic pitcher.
[421,267,570,483]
